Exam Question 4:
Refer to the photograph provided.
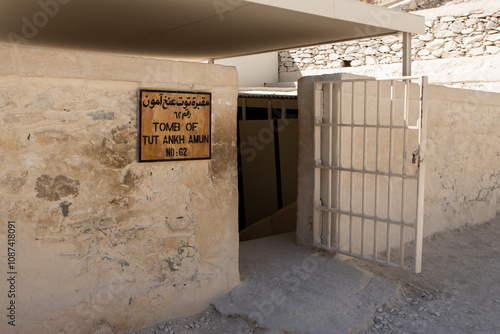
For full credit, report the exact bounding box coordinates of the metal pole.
[402,32,412,76]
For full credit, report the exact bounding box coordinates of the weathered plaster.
[424,85,500,235]
[0,45,239,333]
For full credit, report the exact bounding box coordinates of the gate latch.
[412,149,419,165]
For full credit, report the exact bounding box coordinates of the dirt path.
[352,218,500,334]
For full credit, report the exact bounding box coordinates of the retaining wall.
[280,2,500,91]
[280,10,499,73]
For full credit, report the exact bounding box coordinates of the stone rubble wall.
[279,10,500,74]
[359,0,437,11]
[392,0,455,12]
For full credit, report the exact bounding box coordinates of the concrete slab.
[212,233,401,334]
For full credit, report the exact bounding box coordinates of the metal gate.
[313,77,427,273]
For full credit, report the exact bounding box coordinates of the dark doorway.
[237,94,299,240]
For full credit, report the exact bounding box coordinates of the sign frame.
[138,89,212,163]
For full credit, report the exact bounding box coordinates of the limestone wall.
[280,9,499,74]
[0,45,239,333]
[356,0,435,11]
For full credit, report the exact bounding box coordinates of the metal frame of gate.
[313,76,427,273]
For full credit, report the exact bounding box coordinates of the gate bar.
[327,82,334,248]
[349,81,355,253]
[374,81,381,260]
[361,81,368,257]
[313,82,323,246]
[386,80,395,264]
[315,165,418,179]
[337,82,344,250]
[315,76,421,84]
[414,76,428,273]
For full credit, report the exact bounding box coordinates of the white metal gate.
[313,77,427,273]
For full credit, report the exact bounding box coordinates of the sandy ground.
[351,217,500,334]
[124,218,500,334]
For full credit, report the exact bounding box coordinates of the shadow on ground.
[125,219,500,334]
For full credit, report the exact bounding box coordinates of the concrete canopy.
[0,0,424,60]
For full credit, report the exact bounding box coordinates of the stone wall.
[358,0,436,11]
[280,9,499,74]
[0,45,239,333]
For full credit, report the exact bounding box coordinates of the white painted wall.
[282,55,500,93]
[216,52,278,87]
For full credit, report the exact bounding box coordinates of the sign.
[139,90,211,162]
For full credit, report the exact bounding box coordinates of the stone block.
[434,30,455,38]
[414,40,426,48]
[440,16,455,23]
[329,53,340,61]
[470,46,485,56]
[464,35,485,45]
[442,50,463,58]
[486,45,500,54]
[487,33,500,42]
[364,47,375,55]
[345,46,358,54]
[419,33,434,42]
[350,60,363,67]
[485,20,496,30]
[449,21,465,33]
[378,45,390,53]
[465,18,480,27]
[431,49,444,58]
[426,39,445,51]
[417,49,430,56]
[444,40,458,52]
[390,43,403,52]
[431,22,447,33]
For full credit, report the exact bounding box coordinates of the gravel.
[124,219,500,334]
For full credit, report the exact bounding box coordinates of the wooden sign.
[139,90,211,162]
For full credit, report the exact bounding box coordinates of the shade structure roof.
[0,0,424,60]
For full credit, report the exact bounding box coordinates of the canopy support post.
[403,32,412,76]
